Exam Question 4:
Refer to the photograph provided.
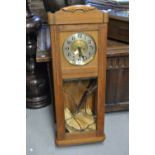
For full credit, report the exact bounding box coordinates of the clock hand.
[77,47,83,58]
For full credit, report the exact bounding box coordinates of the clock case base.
[56,133,105,146]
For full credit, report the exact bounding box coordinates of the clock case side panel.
[96,23,107,137]
[49,25,65,140]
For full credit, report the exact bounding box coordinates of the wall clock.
[48,5,108,146]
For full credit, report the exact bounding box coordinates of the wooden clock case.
[48,5,108,146]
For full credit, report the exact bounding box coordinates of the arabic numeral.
[89,45,94,50]
[72,58,75,62]
[65,46,69,51]
[72,36,75,41]
[67,40,72,45]
[67,52,71,57]
[83,56,87,60]
[78,33,82,38]
[88,40,91,44]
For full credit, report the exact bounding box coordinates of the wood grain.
[48,5,108,145]
[96,24,107,136]
[105,102,129,112]
[108,16,129,43]
[47,5,108,25]
[106,55,129,104]
[56,134,105,146]
[50,26,65,140]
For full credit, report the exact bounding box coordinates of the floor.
[26,104,129,155]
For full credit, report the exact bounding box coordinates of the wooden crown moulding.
[47,5,109,25]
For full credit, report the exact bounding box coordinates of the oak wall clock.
[48,5,108,146]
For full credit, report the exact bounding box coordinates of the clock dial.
[63,32,96,65]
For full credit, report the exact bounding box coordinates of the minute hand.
[77,47,83,58]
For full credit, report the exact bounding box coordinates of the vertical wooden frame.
[48,5,108,146]
[96,24,107,137]
[50,26,65,140]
